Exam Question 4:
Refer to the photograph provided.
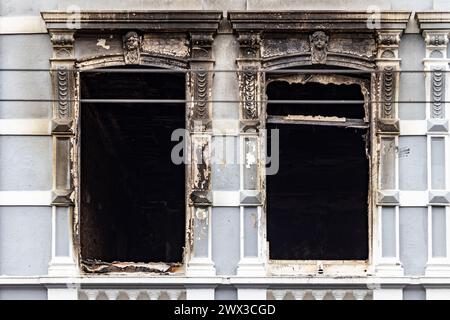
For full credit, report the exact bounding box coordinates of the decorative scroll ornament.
[190,33,214,59]
[238,33,261,58]
[381,66,395,118]
[377,33,400,46]
[56,65,70,118]
[425,33,449,47]
[123,31,141,64]
[50,32,75,59]
[243,69,257,119]
[431,67,445,119]
[194,69,208,120]
[310,31,329,64]
[50,33,75,47]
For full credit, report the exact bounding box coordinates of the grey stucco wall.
[0,136,52,191]
[0,0,447,301]
[0,286,47,300]
[212,207,240,275]
[0,207,52,276]
[0,29,53,284]
[398,34,425,120]
[399,136,427,191]
[400,207,428,276]
[0,35,52,118]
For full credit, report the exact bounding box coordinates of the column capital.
[189,32,215,61]
[376,30,403,60]
[237,32,261,60]
[49,30,75,60]
[423,30,450,59]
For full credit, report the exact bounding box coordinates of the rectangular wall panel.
[431,137,445,190]
[382,206,396,258]
[399,136,427,191]
[432,206,447,258]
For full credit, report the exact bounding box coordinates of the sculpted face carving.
[125,31,140,50]
[123,31,141,64]
[310,31,329,64]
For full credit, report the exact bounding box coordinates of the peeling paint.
[245,141,257,169]
[250,212,257,228]
[285,114,346,122]
[195,207,208,220]
[96,38,110,50]
[81,259,182,274]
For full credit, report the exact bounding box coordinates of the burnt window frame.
[43,11,222,276]
[77,67,188,270]
[72,63,193,274]
[262,72,376,275]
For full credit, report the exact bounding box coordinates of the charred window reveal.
[266,80,369,260]
[80,67,185,265]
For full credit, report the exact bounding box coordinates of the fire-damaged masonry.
[43,8,406,283]
[41,11,222,275]
[229,11,408,279]
[3,9,439,299]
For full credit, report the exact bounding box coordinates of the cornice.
[415,12,450,31]
[41,11,223,33]
[228,11,411,33]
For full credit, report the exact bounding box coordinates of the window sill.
[268,260,370,277]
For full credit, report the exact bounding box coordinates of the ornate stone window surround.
[41,11,222,276]
[229,11,411,277]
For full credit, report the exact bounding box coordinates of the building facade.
[1,0,450,300]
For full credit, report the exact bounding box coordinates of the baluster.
[271,290,287,300]
[84,290,99,300]
[352,290,368,300]
[104,290,120,300]
[167,290,182,300]
[127,290,141,300]
[292,290,307,300]
[331,290,346,300]
[312,290,327,300]
[146,290,161,300]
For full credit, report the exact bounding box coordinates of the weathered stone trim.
[42,11,222,276]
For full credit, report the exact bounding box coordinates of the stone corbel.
[189,33,214,132]
[190,33,214,61]
[376,31,402,135]
[50,31,75,60]
[49,31,76,206]
[237,33,261,133]
[48,30,77,278]
[422,31,449,131]
[237,33,260,60]
[424,31,449,59]
[50,31,76,135]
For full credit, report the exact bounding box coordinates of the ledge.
[3,275,450,287]
[41,11,223,32]
[228,11,411,32]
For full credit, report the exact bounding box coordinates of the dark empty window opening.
[267,81,365,119]
[266,79,369,260]
[80,67,186,267]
